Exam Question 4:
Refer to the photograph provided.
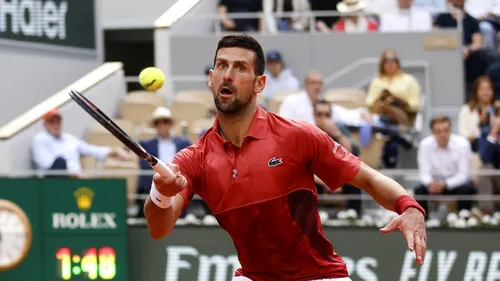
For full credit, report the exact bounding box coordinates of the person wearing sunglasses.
[136,107,191,218]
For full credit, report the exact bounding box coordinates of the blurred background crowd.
[2,0,500,226]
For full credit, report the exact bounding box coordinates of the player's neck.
[217,103,257,147]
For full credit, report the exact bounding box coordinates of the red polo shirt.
[173,106,361,281]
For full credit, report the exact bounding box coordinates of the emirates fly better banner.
[0,0,96,49]
[128,226,500,281]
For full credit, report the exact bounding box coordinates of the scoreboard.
[0,178,128,281]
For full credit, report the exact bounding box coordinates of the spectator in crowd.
[486,59,500,99]
[366,49,421,127]
[434,0,492,95]
[379,0,433,32]
[464,0,500,51]
[136,107,191,217]
[279,69,324,124]
[310,0,342,32]
[31,109,129,178]
[458,76,495,151]
[412,0,446,12]
[477,102,500,214]
[313,100,362,215]
[263,0,312,33]
[217,0,263,32]
[279,69,376,126]
[415,115,476,216]
[366,49,421,168]
[260,50,300,104]
[333,0,379,33]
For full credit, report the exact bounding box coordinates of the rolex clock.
[0,199,32,271]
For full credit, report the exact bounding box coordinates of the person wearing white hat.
[136,106,191,217]
[333,0,379,32]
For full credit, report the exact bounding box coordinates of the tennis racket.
[68,89,175,179]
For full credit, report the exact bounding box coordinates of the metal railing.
[163,9,463,36]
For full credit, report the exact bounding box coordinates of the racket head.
[68,89,156,163]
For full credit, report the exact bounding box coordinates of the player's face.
[44,116,62,137]
[209,47,265,114]
[432,121,451,147]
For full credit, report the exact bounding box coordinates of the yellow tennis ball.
[139,67,165,91]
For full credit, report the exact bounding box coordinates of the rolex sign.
[0,0,96,49]
[42,179,127,235]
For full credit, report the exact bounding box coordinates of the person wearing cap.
[31,109,129,178]
[136,107,191,217]
[333,0,379,33]
[260,50,300,105]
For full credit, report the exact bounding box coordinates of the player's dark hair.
[429,115,451,130]
[214,34,266,76]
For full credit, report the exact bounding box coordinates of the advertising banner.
[42,179,127,234]
[0,178,128,281]
[0,0,96,49]
[128,226,500,281]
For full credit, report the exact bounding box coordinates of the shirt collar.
[212,105,269,141]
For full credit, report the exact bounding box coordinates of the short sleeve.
[172,145,201,212]
[300,122,361,190]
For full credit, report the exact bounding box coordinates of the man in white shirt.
[380,0,433,32]
[465,0,500,50]
[260,51,300,105]
[279,69,376,127]
[31,109,128,177]
[278,69,323,124]
[415,115,476,216]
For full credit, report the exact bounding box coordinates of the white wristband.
[150,182,174,209]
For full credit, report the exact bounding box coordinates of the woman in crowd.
[458,75,495,152]
[365,49,421,168]
[366,49,421,126]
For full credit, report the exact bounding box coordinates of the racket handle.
[151,158,175,178]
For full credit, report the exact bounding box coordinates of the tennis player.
[144,34,427,281]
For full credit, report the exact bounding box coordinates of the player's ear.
[254,75,266,94]
[208,69,214,89]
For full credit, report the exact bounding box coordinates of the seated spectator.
[486,59,500,99]
[313,100,362,215]
[415,115,476,217]
[279,69,376,127]
[260,51,300,104]
[279,69,324,124]
[434,0,493,92]
[412,0,446,12]
[465,0,500,51]
[333,0,379,33]
[217,0,263,32]
[458,76,495,151]
[310,0,342,32]
[477,105,500,214]
[366,49,421,127]
[136,107,191,217]
[263,0,312,33]
[31,109,129,178]
[380,0,433,32]
[366,49,421,168]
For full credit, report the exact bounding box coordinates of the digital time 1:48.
[56,247,117,280]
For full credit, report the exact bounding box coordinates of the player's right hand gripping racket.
[68,89,175,179]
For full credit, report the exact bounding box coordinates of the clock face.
[0,200,32,271]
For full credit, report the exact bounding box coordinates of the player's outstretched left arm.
[304,123,426,266]
[349,162,427,266]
